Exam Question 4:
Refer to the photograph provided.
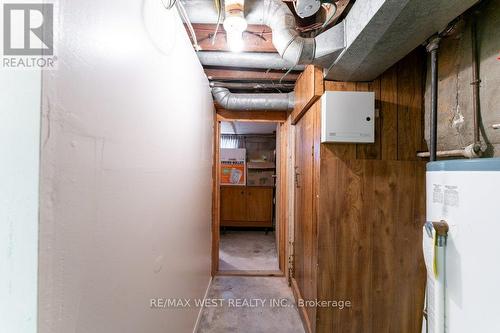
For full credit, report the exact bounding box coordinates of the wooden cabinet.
[220,186,273,227]
[220,187,246,222]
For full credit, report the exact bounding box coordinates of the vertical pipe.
[471,13,481,153]
[426,37,441,162]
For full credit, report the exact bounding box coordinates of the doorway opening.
[213,119,286,276]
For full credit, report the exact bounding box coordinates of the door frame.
[211,109,288,276]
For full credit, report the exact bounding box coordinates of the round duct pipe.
[212,87,294,111]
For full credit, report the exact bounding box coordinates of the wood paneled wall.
[315,157,426,333]
[291,48,427,333]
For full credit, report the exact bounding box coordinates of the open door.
[292,109,317,332]
[212,115,287,276]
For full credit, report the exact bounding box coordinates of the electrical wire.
[175,0,201,50]
[279,65,296,84]
[160,0,177,10]
[211,0,223,45]
[320,3,337,29]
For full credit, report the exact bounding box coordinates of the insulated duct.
[196,0,346,69]
[197,51,305,70]
[208,0,343,111]
[261,0,345,65]
[210,0,479,111]
[212,87,294,111]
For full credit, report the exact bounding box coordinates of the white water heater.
[320,91,375,143]
[424,158,500,333]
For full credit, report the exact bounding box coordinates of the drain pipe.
[212,87,294,111]
[426,36,441,162]
[470,12,482,155]
[416,144,480,159]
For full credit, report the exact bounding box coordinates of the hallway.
[197,276,304,333]
[219,231,279,271]
[4,0,499,332]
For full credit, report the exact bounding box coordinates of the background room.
[219,121,280,272]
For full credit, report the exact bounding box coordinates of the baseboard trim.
[192,276,213,333]
[291,278,313,333]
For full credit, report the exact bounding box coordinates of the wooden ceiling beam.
[191,24,276,53]
[204,68,299,82]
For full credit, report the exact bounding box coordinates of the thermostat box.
[320,91,375,143]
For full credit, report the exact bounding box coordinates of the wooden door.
[293,109,317,332]
[275,124,282,254]
[246,187,273,224]
[220,186,246,222]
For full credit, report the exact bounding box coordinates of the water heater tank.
[425,158,500,333]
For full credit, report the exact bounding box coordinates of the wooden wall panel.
[316,159,426,333]
[397,49,426,160]
[355,81,380,159]
[380,66,399,160]
[316,155,373,333]
[292,65,324,125]
[290,47,427,333]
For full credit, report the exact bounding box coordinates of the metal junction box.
[320,91,375,143]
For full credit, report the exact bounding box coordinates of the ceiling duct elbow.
[262,0,345,66]
[314,20,345,61]
[262,0,315,64]
[212,87,294,111]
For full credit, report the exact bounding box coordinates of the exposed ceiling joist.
[210,81,295,91]
[191,24,276,53]
[204,68,299,82]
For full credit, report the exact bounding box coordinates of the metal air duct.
[261,0,345,65]
[212,87,294,111]
[197,51,305,70]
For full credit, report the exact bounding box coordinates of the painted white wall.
[0,70,41,333]
[38,0,213,332]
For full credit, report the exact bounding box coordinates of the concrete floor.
[197,276,305,333]
[219,230,279,271]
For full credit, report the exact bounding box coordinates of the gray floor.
[219,230,279,271]
[197,276,305,333]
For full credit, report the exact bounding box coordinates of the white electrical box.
[320,91,375,143]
